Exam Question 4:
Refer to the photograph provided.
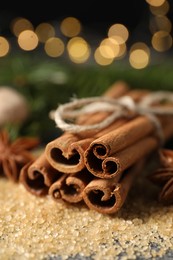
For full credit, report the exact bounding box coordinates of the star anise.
[0,129,40,182]
[149,149,173,204]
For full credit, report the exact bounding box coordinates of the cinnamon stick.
[45,135,94,174]
[49,168,93,203]
[45,81,130,173]
[45,117,130,174]
[19,153,63,196]
[48,174,67,200]
[77,81,130,125]
[84,116,158,178]
[84,115,173,179]
[45,83,152,175]
[82,159,145,214]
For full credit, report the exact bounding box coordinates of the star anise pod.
[159,149,173,168]
[148,149,173,204]
[0,129,40,182]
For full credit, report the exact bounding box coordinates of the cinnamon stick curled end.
[19,153,62,197]
[82,179,123,214]
[85,144,121,179]
[45,134,93,174]
[49,169,93,203]
[83,160,145,214]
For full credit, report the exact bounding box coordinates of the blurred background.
[0,0,173,66]
[0,0,173,143]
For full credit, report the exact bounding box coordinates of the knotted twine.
[50,91,173,146]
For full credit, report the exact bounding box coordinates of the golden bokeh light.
[67,37,90,63]
[35,23,55,43]
[44,37,65,57]
[11,18,34,37]
[146,0,165,7]
[60,17,81,37]
[150,15,172,34]
[94,48,114,66]
[0,37,10,57]
[149,0,169,15]
[7,7,173,66]
[114,43,127,59]
[130,42,150,54]
[129,43,150,69]
[108,24,129,44]
[152,30,172,52]
[99,38,120,59]
[18,30,39,51]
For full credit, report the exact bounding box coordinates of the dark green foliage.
[1,53,173,143]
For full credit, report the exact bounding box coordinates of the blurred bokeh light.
[44,37,65,57]
[67,37,90,63]
[0,1,172,68]
[18,30,39,51]
[0,37,10,57]
[60,17,81,37]
[35,23,55,43]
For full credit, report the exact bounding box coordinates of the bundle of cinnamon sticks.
[4,80,173,214]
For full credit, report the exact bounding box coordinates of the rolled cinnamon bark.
[82,159,145,214]
[160,116,173,141]
[45,81,130,174]
[19,153,63,196]
[45,135,94,174]
[85,135,158,179]
[45,84,156,175]
[84,115,173,179]
[88,115,156,157]
[49,168,93,203]
[48,174,67,200]
[125,89,151,102]
[45,118,129,174]
[76,81,130,126]
[84,116,158,178]
[98,80,130,99]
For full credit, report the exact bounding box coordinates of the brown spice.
[20,153,63,196]
[159,149,173,168]
[45,81,130,174]
[149,148,173,204]
[49,168,93,203]
[0,130,40,182]
[82,159,145,214]
[84,116,157,179]
[84,115,173,179]
[45,84,173,214]
[0,86,29,125]
[45,135,94,174]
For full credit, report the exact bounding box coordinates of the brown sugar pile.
[1,170,173,260]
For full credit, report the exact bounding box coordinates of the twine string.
[50,91,173,144]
